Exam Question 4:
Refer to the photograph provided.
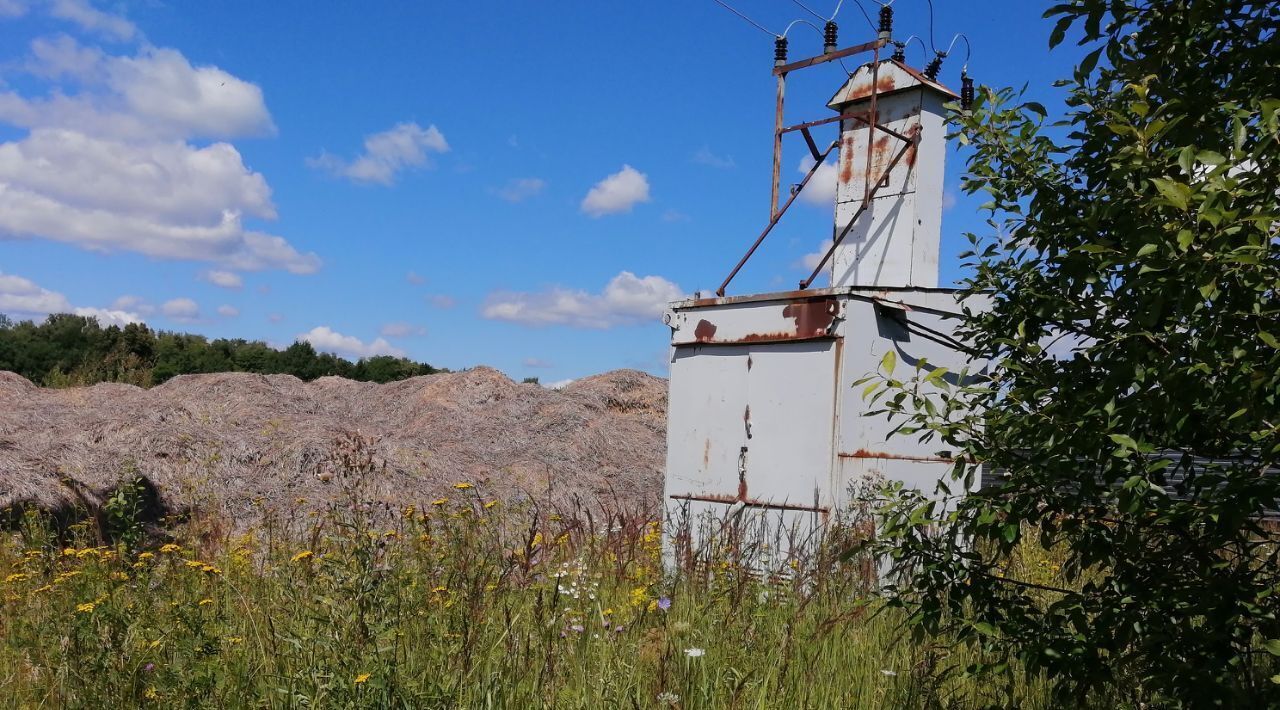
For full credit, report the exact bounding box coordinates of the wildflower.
[402,504,416,517]
[143,663,155,672]
[23,550,42,559]
[76,601,96,614]
[684,647,705,658]
[383,531,398,539]
[657,691,680,704]
[143,687,158,700]
[62,547,77,557]
[290,551,314,563]
[431,498,448,506]
[570,624,585,633]
[110,572,130,581]
[431,586,447,594]
[159,544,181,554]
[354,673,371,685]
[629,586,649,608]
[198,598,214,606]
[137,552,155,560]
[32,585,52,594]
[453,482,473,490]
[185,560,205,569]
[4,573,29,583]
[647,600,658,612]
[225,636,243,644]
[614,625,625,633]
[603,607,614,616]
[483,500,498,509]
[201,565,222,575]
[657,596,671,612]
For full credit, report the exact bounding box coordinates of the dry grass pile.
[0,367,666,526]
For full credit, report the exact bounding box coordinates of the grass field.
[0,444,1055,708]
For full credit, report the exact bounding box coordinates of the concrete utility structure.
[663,31,985,570]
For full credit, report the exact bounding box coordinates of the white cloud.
[0,0,27,18]
[794,240,830,271]
[0,37,318,274]
[203,269,242,289]
[379,322,425,338]
[797,156,838,207]
[495,177,545,203]
[308,122,448,186]
[942,189,957,211]
[73,306,141,326]
[49,0,137,41]
[300,326,406,359]
[692,146,735,169]
[542,378,574,390]
[580,165,650,217]
[216,304,239,318]
[427,294,455,309]
[0,270,142,325]
[522,357,553,369]
[482,271,683,329]
[111,294,154,315]
[160,297,199,323]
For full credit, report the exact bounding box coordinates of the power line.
[712,0,777,37]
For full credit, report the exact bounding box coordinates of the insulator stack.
[960,72,975,111]
[774,36,788,66]
[878,5,893,41]
[891,42,906,62]
[823,21,838,54]
[923,54,944,81]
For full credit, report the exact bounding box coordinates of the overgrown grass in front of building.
[0,440,1058,708]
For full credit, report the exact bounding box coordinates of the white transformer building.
[662,36,985,569]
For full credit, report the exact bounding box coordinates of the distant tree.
[865,0,1280,705]
[521,376,540,385]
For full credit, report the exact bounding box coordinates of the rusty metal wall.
[663,287,986,565]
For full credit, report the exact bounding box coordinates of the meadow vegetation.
[1,436,1059,709]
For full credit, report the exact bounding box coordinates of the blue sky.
[0,1,1085,385]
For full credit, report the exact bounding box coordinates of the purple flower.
[143,663,155,672]
[657,596,671,612]
[570,624,585,633]
[614,625,625,633]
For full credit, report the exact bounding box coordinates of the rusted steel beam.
[718,140,838,297]
[799,131,918,290]
[773,38,887,76]
[839,449,954,464]
[800,127,821,162]
[669,493,829,515]
[770,73,785,221]
[781,111,913,145]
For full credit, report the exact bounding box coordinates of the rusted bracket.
[717,139,838,297]
[799,130,921,290]
[800,127,821,162]
[773,38,887,76]
[669,493,829,515]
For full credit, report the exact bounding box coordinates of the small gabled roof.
[827,58,959,110]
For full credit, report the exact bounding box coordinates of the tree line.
[0,313,444,387]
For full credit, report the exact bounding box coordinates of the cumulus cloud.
[308,122,448,186]
[692,146,735,169]
[797,156,839,207]
[482,271,682,329]
[160,297,199,323]
[49,0,137,41]
[494,177,545,203]
[202,269,242,289]
[542,378,575,390]
[379,322,426,338]
[794,240,831,272]
[0,270,142,325]
[216,304,239,318]
[0,36,318,274]
[580,165,650,217]
[300,326,406,359]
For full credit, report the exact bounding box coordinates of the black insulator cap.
[878,5,893,40]
[960,72,975,111]
[924,53,944,81]
[774,36,788,65]
[891,42,906,62]
[823,21,838,54]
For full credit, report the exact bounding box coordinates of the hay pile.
[0,367,667,525]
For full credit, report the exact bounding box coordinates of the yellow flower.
[24,550,42,559]
[402,505,416,517]
[483,500,498,509]
[354,673,371,685]
[137,552,155,560]
[159,544,181,554]
[198,598,214,606]
[431,585,447,594]
[143,687,158,700]
[290,550,314,563]
[225,636,244,644]
[382,531,398,539]
[76,601,96,614]
[184,560,205,569]
[201,565,222,575]
[110,572,130,581]
[431,498,448,506]
[629,586,649,608]
[452,482,473,490]
[62,547,77,557]
[32,585,52,593]
[4,573,29,583]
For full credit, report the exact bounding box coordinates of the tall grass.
[0,437,1054,708]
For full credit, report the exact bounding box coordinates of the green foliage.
[0,313,444,387]
[864,0,1280,705]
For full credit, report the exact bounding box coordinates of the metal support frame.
[717,36,921,298]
